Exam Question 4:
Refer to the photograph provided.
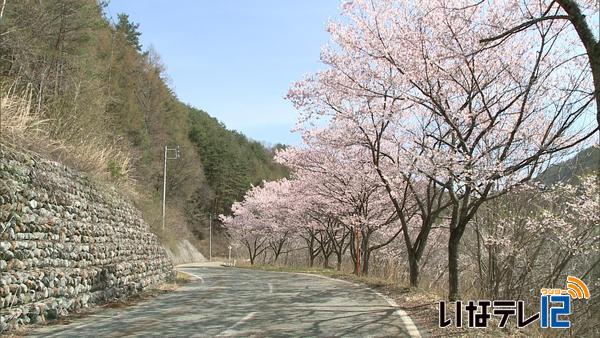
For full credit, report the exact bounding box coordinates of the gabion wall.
[0,147,173,331]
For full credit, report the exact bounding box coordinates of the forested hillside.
[188,107,288,217]
[536,146,600,185]
[0,0,287,252]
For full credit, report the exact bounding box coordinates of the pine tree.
[115,13,142,51]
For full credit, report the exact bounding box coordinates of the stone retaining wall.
[0,147,173,331]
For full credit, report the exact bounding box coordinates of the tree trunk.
[448,230,460,301]
[323,253,331,268]
[246,243,255,266]
[361,249,370,275]
[361,232,370,275]
[307,235,315,267]
[408,253,419,287]
[351,245,359,275]
[354,228,362,275]
[556,0,600,126]
[336,252,343,271]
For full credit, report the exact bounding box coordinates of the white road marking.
[178,270,205,283]
[395,309,421,337]
[216,311,257,336]
[365,287,421,338]
[268,282,274,294]
[286,272,422,338]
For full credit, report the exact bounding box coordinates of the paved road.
[28,266,420,337]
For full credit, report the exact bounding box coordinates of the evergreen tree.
[115,13,142,51]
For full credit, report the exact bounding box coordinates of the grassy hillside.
[0,0,287,254]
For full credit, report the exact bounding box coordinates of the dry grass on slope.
[0,82,133,189]
[0,81,201,254]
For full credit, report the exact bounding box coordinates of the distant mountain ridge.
[536,146,599,185]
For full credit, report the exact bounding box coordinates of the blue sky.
[106,0,342,145]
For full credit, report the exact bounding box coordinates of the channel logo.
[565,276,590,299]
[439,275,591,329]
[540,275,590,328]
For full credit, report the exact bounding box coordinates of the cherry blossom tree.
[287,0,597,299]
[220,202,269,266]
[221,179,295,265]
[323,216,350,270]
[530,175,599,282]
[476,0,600,124]
[465,174,598,301]
[277,142,401,275]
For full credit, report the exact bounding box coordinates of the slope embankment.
[0,146,173,332]
[165,239,207,265]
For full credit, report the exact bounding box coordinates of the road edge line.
[177,269,205,283]
[216,311,257,337]
[267,270,422,338]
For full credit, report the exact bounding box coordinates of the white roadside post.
[228,245,232,266]
[162,145,180,229]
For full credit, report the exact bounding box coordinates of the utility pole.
[209,212,212,261]
[162,145,180,229]
[207,199,216,261]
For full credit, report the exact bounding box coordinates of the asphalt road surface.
[28,265,420,337]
